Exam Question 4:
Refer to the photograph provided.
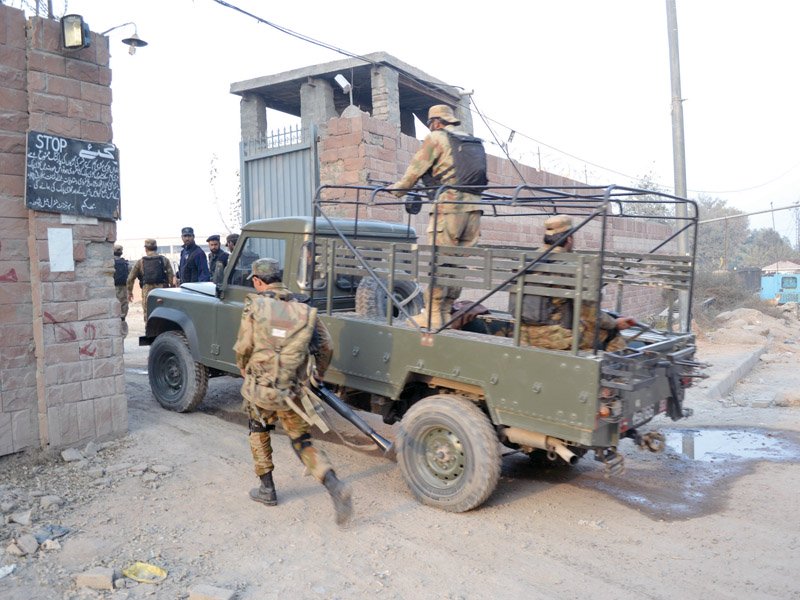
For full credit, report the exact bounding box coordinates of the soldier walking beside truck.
[390,104,487,328]
[234,258,353,526]
[127,239,174,323]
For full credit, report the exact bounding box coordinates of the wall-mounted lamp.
[334,73,353,106]
[101,22,149,55]
[61,14,91,50]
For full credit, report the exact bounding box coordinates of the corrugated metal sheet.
[240,126,318,225]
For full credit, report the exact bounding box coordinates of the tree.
[625,172,670,219]
[738,228,800,268]
[695,195,749,272]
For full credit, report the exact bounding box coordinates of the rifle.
[307,380,394,455]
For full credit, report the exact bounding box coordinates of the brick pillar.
[370,65,400,127]
[240,92,267,141]
[454,97,474,135]
[300,77,336,132]
[0,8,126,456]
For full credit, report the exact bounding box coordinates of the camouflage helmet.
[144,238,157,250]
[113,244,123,254]
[544,215,573,236]
[427,104,460,125]
[247,258,280,281]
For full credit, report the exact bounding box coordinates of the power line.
[209,0,800,200]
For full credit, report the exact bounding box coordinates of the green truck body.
[141,185,703,511]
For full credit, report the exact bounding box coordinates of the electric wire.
[209,0,800,198]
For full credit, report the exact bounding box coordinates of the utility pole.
[666,0,690,331]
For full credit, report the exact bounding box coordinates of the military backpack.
[141,255,168,285]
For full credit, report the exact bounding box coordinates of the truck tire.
[397,395,501,512]
[148,331,209,413]
[355,276,423,320]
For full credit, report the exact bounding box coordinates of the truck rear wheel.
[148,331,208,413]
[397,395,501,512]
[355,276,423,320]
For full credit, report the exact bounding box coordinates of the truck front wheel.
[397,395,501,512]
[148,331,208,412]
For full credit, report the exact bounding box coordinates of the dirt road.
[2,305,800,599]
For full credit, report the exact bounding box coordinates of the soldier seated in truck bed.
[511,215,636,352]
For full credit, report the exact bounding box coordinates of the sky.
[16,0,800,247]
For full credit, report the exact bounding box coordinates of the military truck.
[141,184,704,512]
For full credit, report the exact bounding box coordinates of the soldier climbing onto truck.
[389,104,487,329]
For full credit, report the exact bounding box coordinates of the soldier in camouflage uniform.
[127,239,174,323]
[113,244,129,335]
[518,215,635,352]
[391,104,482,328]
[234,258,352,526]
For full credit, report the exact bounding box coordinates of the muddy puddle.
[577,427,800,520]
[499,427,800,520]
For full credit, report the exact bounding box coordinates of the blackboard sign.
[25,131,121,220]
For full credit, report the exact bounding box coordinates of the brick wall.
[0,7,125,457]
[318,112,673,317]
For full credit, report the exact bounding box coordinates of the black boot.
[322,470,352,526]
[249,471,277,506]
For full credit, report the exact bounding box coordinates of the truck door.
[210,236,287,371]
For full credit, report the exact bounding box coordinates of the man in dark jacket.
[175,226,210,285]
[206,234,229,280]
[113,244,129,334]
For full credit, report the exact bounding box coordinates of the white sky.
[31,0,800,245]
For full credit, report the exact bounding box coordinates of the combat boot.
[249,471,277,506]
[322,470,353,526]
[409,297,449,329]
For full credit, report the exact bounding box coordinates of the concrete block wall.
[0,6,125,457]
[318,112,673,318]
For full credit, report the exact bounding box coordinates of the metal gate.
[240,125,318,224]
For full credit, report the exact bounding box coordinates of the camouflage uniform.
[127,241,174,323]
[392,105,482,326]
[234,281,334,482]
[519,216,627,353]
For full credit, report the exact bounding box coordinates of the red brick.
[1,386,36,412]
[28,51,66,76]
[0,152,24,176]
[40,114,81,138]
[28,18,64,53]
[81,82,112,105]
[45,381,83,408]
[0,112,29,134]
[80,121,111,143]
[26,70,46,92]
[1,365,36,391]
[97,66,111,87]
[0,65,26,90]
[42,301,79,322]
[30,91,68,115]
[0,344,34,369]
[0,172,24,197]
[44,360,92,386]
[0,87,28,112]
[65,58,99,84]
[0,301,31,325]
[48,75,82,98]
[51,281,89,302]
[82,376,116,400]
[68,98,102,121]
[0,45,25,71]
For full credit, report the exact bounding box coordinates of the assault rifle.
[307,380,394,455]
